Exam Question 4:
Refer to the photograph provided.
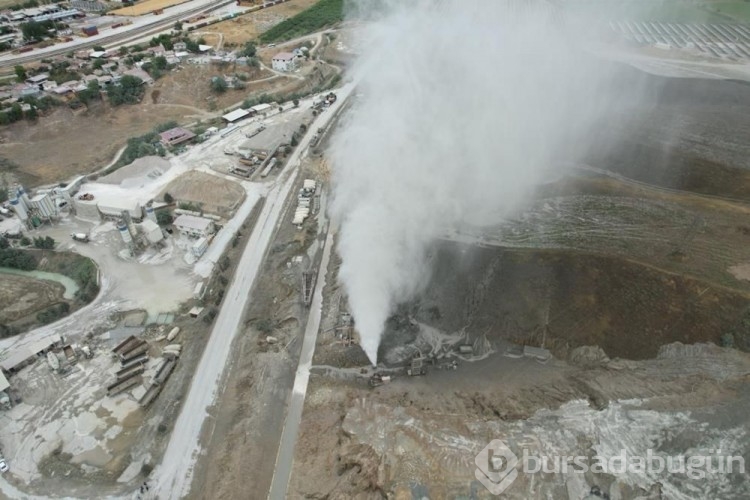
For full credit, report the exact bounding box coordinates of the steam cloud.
[330,0,638,365]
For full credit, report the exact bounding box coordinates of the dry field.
[0,101,194,186]
[109,0,189,17]
[209,0,319,46]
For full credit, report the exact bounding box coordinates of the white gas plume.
[330,0,640,365]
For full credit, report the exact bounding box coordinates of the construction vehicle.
[71,232,89,242]
[407,356,426,376]
[369,373,391,387]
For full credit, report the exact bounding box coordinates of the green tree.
[241,41,256,58]
[14,65,26,82]
[33,236,55,249]
[156,210,172,225]
[7,103,22,122]
[152,56,168,71]
[163,192,174,203]
[210,77,227,94]
[173,21,183,31]
[107,75,144,105]
[185,39,199,53]
[20,20,51,42]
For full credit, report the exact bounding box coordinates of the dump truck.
[407,356,426,376]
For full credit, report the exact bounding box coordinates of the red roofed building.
[159,127,196,147]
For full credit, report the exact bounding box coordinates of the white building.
[271,52,297,72]
[98,197,143,221]
[140,219,163,244]
[173,214,214,238]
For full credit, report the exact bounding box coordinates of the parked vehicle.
[0,459,9,472]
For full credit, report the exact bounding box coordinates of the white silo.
[117,221,133,246]
[9,197,28,223]
[17,186,30,210]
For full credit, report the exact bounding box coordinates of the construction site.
[0,0,749,499]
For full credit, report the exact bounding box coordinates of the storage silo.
[29,193,56,218]
[9,197,28,223]
[17,186,30,209]
[117,221,133,246]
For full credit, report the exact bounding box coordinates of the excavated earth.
[287,69,750,499]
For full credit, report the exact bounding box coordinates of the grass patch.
[259,0,343,44]
[565,0,729,23]
[707,1,750,22]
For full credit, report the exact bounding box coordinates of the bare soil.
[209,0,320,47]
[0,274,65,324]
[159,170,245,215]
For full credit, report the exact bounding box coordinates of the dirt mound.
[160,170,244,215]
[382,244,750,360]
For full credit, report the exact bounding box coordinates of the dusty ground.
[151,64,276,111]
[209,0,320,47]
[0,274,65,324]
[159,170,245,215]
[109,0,189,16]
[188,154,325,499]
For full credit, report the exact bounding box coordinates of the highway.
[150,79,357,499]
[0,0,234,69]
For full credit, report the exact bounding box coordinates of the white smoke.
[330,0,639,364]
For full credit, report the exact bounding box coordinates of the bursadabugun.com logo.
[474,439,746,495]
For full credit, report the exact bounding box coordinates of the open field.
[259,0,343,44]
[209,0,320,46]
[109,0,191,17]
[0,102,193,187]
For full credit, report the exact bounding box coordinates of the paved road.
[0,0,233,69]
[150,80,357,499]
[268,228,335,499]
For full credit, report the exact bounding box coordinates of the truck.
[71,233,89,243]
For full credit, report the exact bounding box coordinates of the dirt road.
[268,229,334,498]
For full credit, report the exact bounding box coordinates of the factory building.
[173,214,214,238]
[0,334,62,374]
[97,198,143,221]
